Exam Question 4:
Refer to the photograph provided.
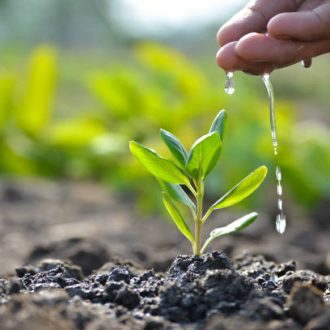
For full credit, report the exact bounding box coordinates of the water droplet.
[301,58,312,68]
[275,166,282,181]
[276,214,286,234]
[278,198,283,211]
[277,183,282,196]
[224,71,235,95]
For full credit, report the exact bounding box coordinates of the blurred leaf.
[16,45,57,137]
[49,118,107,148]
[88,68,143,117]
[0,74,15,130]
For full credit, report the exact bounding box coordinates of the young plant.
[129,110,267,256]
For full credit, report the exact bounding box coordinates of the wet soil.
[0,179,329,329]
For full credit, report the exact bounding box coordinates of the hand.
[216,0,330,75]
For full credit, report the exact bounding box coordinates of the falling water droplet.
[276,214,286,234]
[277,183,282,196]
[224,71,235,95]
[278,198,283,211]
[275,166,282,181]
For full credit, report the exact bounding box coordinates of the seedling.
[129,110,267,256]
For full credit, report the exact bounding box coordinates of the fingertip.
[235,33,268,61]
[216,42,241,71]
[267,13,296,39]
[217,24,236,46]
[216,41,271,75]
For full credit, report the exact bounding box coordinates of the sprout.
[130,110,267,256]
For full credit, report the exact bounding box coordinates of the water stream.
[262,74,286,234]
[224,71,286,233]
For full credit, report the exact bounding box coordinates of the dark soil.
[0,179,329,329]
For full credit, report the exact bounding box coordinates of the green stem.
[194,178,204,256]
[186,181,197,196]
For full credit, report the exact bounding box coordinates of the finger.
[268,4,330,41]
[217,0,303,46]
[216,41,274,74]
[235,32,330,66]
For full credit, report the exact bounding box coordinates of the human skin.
[216,0,330,75]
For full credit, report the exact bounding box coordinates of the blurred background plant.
[0,0,329,216]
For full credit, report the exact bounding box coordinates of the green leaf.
[17,46,56,137]
[211,166,267,210]
[158,180,196,214]
[160,129,188,167]
[186,132,222,179]
[209,109,227,140]
[209,212,258,238]
[162,193,194,243]
[130,141,190,185]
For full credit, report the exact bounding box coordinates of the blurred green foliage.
[0,43,329,213]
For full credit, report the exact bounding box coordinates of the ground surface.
[0,179,329,329]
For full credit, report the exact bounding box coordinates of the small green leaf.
[209,212,258,238]
[160,129,188,167]
[158,180,196,214]
[130,141,190,185]
[186,132,222,179]
[211,166,267,210]
[201,212,258,254]
[162,193,194,243]
[209,109,227,140]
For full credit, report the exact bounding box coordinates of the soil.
[0,179,329,330]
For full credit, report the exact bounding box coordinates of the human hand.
[216,0,330,75]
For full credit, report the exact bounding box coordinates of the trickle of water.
[275,166,282,181]
[262,74,287,234]
[262,74,278,155]
[276,213,286,234]
[224,71,235,95]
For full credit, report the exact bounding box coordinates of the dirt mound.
[0,252,329,329]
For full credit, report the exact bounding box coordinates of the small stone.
[282,270,327,293]
[305,309,330,330]
[115,286,140,309]
[8,280,21,294]
[288,285,325,325]
[39,259,83,280]
[15,266,36,278]
[108,268,131,283]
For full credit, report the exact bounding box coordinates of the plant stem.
[186,181,197,197]
[194,178,204,256]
